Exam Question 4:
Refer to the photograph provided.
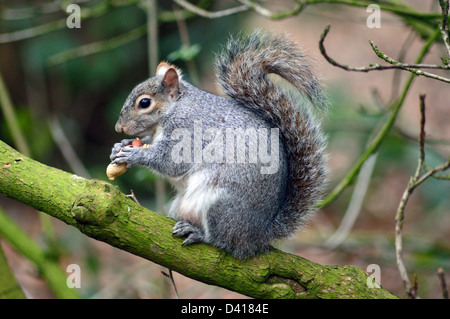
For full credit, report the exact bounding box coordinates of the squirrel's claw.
[173,220,205,245]
[111,146,140,168]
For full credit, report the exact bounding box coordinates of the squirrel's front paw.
[110,139,134,162]
[111,146,141,168]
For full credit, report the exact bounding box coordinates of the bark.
[0,140,397,299]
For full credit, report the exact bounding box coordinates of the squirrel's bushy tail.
[215,31,328,239]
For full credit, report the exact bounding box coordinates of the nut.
[106,162,127,180]
[131,138,143,147]
[106,138,149,180]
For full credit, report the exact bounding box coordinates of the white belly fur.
[168,171,223,238]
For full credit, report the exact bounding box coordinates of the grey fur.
[110,31,328,258]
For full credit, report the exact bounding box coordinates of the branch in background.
[0,72,31,157]
[319,25,450,83]
[0,242,26,299]
[0,207,80,299]
[437,267,449,299]
[394,95,450,299]
[173,0,249,19]
[49,116,91,178]
[0,0,140,44]
[174,0,304,20]
[0,18,68,45]
[146,0,159,76]
[47,24,147,66]
[237,0,304,20]
[172,5,200,85]
[325,153,377,249]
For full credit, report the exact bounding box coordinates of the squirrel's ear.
[162,68,180,100]
[156,61,181,77]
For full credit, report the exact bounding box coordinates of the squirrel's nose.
[115,123,124,133]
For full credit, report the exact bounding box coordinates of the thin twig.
[126,189,141,204]
[173,0,249,19]
[325,153,377,249]
[411,274,419,298]
[237,0,304,20]
[146,0,159,76]
[414,159,450,185]
[423,165,450,180]
[416,95,426,179]
[394,95,450,298]
[127,189,179,299]
[49,116,91,178]
[437,267,449,299]
[394,95,426,299]
[319,25,383,72]
[173,5,200,85]
[161,270,180,299]
[0,72,31,156]
[369,41,450,83]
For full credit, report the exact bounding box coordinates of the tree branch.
[0,140,396,299]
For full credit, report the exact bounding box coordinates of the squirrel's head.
[115,61,182,136]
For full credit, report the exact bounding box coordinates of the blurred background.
[0,0,448,298]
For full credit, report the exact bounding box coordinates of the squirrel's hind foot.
[172,220,205,246]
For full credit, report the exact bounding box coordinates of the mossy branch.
[0,140,396,299]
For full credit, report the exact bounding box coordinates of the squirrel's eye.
[138,98,151,109]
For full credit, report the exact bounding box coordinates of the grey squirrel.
[110,31,328,258]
